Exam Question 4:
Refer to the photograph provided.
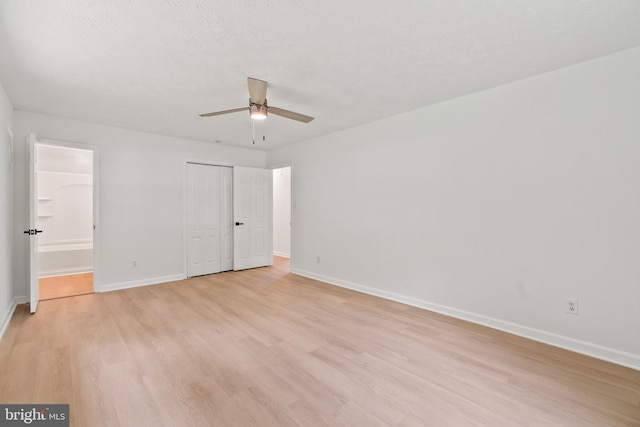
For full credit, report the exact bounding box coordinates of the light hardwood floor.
[1,257,638,426]
[39,273,94,301]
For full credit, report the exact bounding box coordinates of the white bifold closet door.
[187,164,233,277]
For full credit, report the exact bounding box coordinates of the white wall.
[272,166,291,258]
[12,111,266,296]
[36,170,93,249]
[268,47,640,369]
[0,82,15,337]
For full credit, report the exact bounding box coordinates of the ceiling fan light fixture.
[200,78,314,126]
[250,104,267,120]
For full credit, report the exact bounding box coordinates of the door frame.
[182,159,234,279]
[270,162,293,265]
[31,136,101,298]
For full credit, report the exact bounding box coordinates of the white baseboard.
[39,270,93,279]
[273,251,290,259]
[0,297,21,341]
[98,274,184,293]
[291,268,640,371]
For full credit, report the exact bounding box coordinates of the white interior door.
[28,135,39,313]
[220,167,234,271]
[233,166,272,271]
[187,163,221,277]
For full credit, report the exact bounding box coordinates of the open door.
[233,166,272,271]
[27,134,40,313]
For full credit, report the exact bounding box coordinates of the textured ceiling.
[0,1,638,150]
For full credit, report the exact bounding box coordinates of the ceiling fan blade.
[199,107,247,117]
[268,106,314,123]
[247,77,267,105]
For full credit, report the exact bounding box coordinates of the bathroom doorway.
[35,143,94,300]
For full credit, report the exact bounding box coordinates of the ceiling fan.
[199,77,314,123]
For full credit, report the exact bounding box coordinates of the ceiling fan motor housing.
[250,102,268,120]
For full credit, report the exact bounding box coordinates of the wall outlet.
[316,256,320,264]
[566,298,579,315]
[131,260,138,268]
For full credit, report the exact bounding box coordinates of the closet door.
[220,167,233,272]
[233,166,272,271]
[187,163,221,277]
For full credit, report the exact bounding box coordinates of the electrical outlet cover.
[566,298,579,315]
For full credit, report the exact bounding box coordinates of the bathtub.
[38,242,93,278]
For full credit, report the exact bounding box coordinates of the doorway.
[272,166,291,271]
[34,141,96,301]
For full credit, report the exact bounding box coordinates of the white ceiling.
[0,1,638,150]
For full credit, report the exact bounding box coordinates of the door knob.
[235,222,244,226]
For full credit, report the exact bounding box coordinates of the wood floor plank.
[0,257,638,426]
[39,273,94,300]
